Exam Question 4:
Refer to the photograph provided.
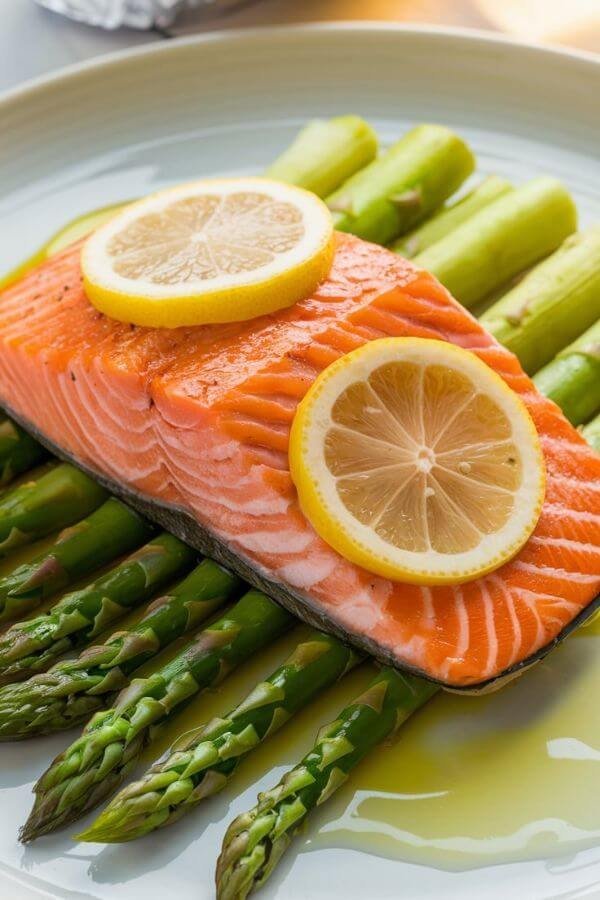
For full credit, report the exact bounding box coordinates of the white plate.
[0,24,599,900]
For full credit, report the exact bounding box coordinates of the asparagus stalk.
[326,124,475,244]
[0,533,195,686]
[0,497,151,624]
[21,590,292,840]
[0,419,48,487]
[480,228,600,374]
[0,559,241,739]
[79,631,362,843]
[44,202,128,256]
[215,668,437,900]
[0,463,107,556]
[533,319,600,425]
[265,116,378,198]
[414,177,577,308]
[581,413,600,453]
[392,175,513,257]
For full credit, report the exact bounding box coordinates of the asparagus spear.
[0,559,241,739]
[0,463,107,556]
[21,590,292,840]
[414,177,577,308]
[215,668,436,900]
[533,319,600,425]
[78,631,362,843]
[0,497,151,624]
[0,419,48,487]
[392,175,513,257]
[581,413,600,453]
[0,533,195,686]
[326,124,475,244]
[265,116,378,198]
[44,202,128,256]
[481,228,600,374]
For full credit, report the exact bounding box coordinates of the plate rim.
[0,20,598,114]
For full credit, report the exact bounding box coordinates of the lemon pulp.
[290,337,545,584]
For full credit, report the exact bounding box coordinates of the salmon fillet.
[0,233,598,689]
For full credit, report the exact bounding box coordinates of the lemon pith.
[81,178,334,328]
[289,337,546,585]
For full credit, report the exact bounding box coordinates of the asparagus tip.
[74,825,109,843]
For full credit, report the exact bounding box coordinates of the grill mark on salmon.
[0,233,598,690]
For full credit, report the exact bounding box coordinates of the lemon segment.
[81,178,334,328]
[289,338,545,585]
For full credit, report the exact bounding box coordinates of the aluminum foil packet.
[34,0,206,29]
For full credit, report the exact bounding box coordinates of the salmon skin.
[0,234,598,691]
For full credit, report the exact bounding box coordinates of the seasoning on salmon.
[0,233,598,690]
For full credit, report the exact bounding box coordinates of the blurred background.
[2,0,599,93]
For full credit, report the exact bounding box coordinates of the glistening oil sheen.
[299,613,600,871]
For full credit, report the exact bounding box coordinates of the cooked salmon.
[0,234,598,689]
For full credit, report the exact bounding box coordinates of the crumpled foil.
[34,0,207,29]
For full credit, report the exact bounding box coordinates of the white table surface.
[0,0,161,93]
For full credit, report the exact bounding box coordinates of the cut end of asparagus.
[265,115,378,199]
[327,124,475,245]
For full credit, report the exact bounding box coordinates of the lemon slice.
[81,178,334,328]
[290,337,545,585]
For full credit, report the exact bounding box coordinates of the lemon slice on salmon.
[81,178,334,328]
[290,337,545,585]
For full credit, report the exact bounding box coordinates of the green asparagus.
[79,631,362,843]
[326,124,475,245]
[581,413,600,453]
[414,177,577,308]
[481,228,600,374]
[392,175,513,257]
[534,319,600,425]
[0,533,195,686]
[265,116,378,198]
[0,463,107,555]
[44,202,128,256]
[0,497,151,624]
[0,558,241,739]
[0,419,47,487]
[215,667,437,900]
[21,590,293,840]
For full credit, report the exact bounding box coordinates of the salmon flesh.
[0,234,598,690]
